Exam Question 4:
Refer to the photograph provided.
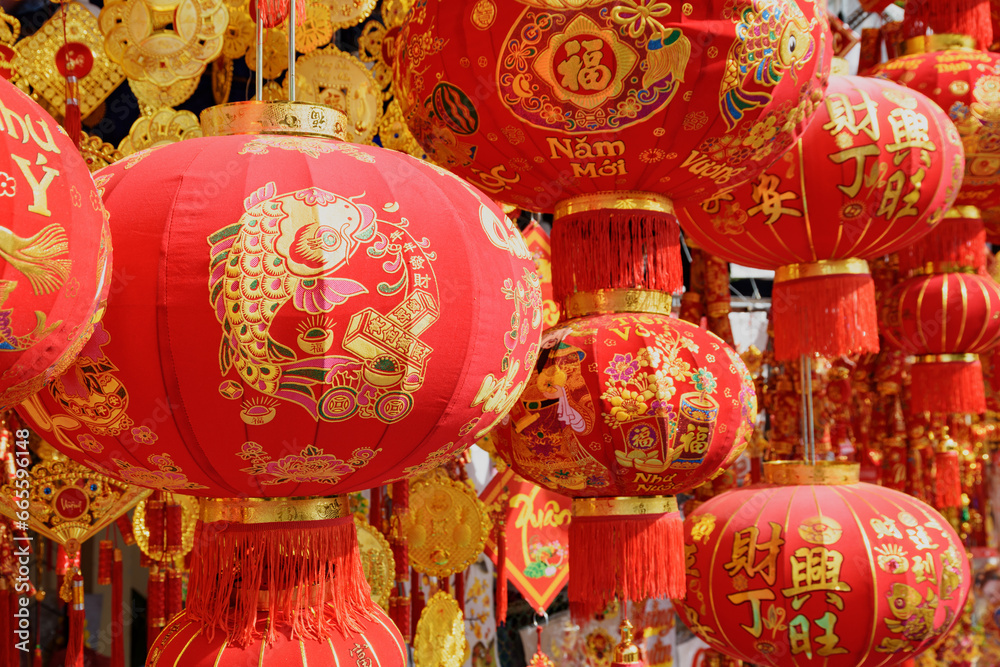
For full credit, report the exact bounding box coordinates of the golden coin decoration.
[355,516,395,610]
[357,19,392,95]
[222,0,253,59]
[99,0,228,87]
[414,591,468,667]
[79,133,123,172]
[11,3,124,120]
[380,0,415,28]
[118,108,203,156]
[211,57,233,105]
[380,99,428,160]
[290,47,382,143]
[245,28,288,80]
[287,3,333,53]
[404,474,491,578]
[321,0,377,30]
[133,495,199,560]
[129,76,199,113]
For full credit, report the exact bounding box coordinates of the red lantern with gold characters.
[492,304,756,619]
[675,462,971,666]
[394,0,832,300]
[0,77,111,409]
[676,75,964,361]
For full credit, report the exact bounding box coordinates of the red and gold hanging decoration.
[675,462,971,666]
[677,75,964,360]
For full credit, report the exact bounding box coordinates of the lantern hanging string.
[254,0,263,101]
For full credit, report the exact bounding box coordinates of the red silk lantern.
[880,271,1000,414]
[394,0,832,298]
[492,306,756,618]
[0,77,111,410]
[676,75,964,361]
[147,605,406,666]
[896,208,987,276]
[675,462,970,666]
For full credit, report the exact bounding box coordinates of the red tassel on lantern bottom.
[771,267,878,362]
[66,573,85,667]
[909,357,987,415]
[569,499,683,620]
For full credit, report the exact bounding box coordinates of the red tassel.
[903,0,993,48]
[496,513,508,625]
[147,500,164,557]
[569,509,684,621]
[771,272,879,361]
[185,516,376,647]
[552,207,682,307]
[935,449,963,509]
[370,486,383,534]
[909,358,987,414]
[32,646,41,667]
[63,78,81,149]
[898,216,987,274]
[164,503,183,555]
[410,568,425,632]
[111,550,124,667]
[66,573,84,667]
[98,540,112,586]
[165,570,183,621]
[115,516,136,546]
[391,480,411,641]
[147,569,165,629]
[453,571,464,616]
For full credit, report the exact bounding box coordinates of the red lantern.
[675,462,970,666]
[0,77,111,409]
[492,306,756,618]
[394,0,831,298]
[896,208,987,276]
[880,271,1000,414]
[676,75,964,360]
[147,605,406,666]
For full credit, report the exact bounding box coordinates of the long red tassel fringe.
[186,516,376,647]
[111,550,124,667]
[898,216,986,274]
[772,273,879,361]
[909,359,987,414]
[903,0,993,48]
[934,449,963,509]
[66,573,84,667]
[569,511,684,621]
[551,210,682,308]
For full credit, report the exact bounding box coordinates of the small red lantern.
[0,77,111,409]
[880,271,1000,414]
[492,306,756,618]
[676,75,964,360]
[675,462,970,666]
[394,0,831,298]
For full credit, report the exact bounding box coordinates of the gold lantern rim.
[763,461,860,486]
[200,100,349,140]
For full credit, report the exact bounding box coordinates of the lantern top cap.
[564,288,674,319]
[200,495,350,524]
[200,101,348,141]
[899,33,979,55]
[763,461,860,486]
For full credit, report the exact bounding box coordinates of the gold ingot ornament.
[355,516,395,610]
[119,108,203,156]
[99,0,228,87]
[129,76,199,112]
[404,474,491,578]
[414,591,468,667]
[288,47,382,144]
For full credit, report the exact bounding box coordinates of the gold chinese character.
[685,542,699,577]
[828,144,881,199]
[747,174,802,225]
[679,423,711,455]
[907,525,939,551]
[724,522,784,586]
[877,167,924,221]
[885,108,935,164]
[557,38,612,92]
[870,515,902,539]
[911,553,937,584]
[789,614,812,658]
[781,547,852,609]
[822,90,880,141]
[815,612,849,656]
[727,589,776,638]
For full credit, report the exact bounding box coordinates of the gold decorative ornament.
[118,109,203,156]
[200,495,349,523]
[945,206,982,220]
[133,494,199,561]
[414,591,469,667]
[773,258,870,283]
[290,3,334,53]
[99,0,228,87]
[211,57,233,105]
[379,99,429,159]
[565,288,674,319]
[572,496,679,517]
[357,19,392,95]
[11,3,124,120]
[79,133,123,172]
[910,353,979,364]
[129,76,200,113]
[380,0,415,29]
[245,28,289,80]
[355,516,395,610]
[405,474,492,578]
[554,191,675,219]
[221,0,253,59]
[200,100,348,140]
[288,47,383,144]
[321,0,378,30]
[899,33,978,55]
[763,461,861,486]
[0,7,19,44]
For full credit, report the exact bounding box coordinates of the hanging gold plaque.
[133,495,199,560]
[289,47,382,144]
[118,109,203,156]
[414,591,468,667]
[355,516,395,610]
[11,3,124,121]
[212,57,233,105]
[245,28,288,80]
[405,474,491,578]
[99,0,228,87]
[320,0,377,30]
[79,133,123,172]
[129,76,199,113]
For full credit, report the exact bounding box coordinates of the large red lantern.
[394,0,831,299]
[675,462,971,666]
[17,101,542,645]
[492,306,756,618]
[0,77,111,409]
[676,75,964,360]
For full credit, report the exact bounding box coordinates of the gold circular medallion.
[355,517,395,610]
[133,495,199,561]
[290,47,382,143]
[245,28,289,80]
[414,591,468,667]
[118,108,203,156]
[221,1,253,59]
[211,57,233,105]
[79,133,123,172]
[290,3,333,53]
[320,0,377,30]
[405,475,491,578]
[129,76,199,113]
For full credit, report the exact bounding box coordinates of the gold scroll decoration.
[404,474,492,578]
[414,591,469,667]
[11,2,125,120]
[79,133,123,172]
[288,47,382,144]
[118,109,203,156]
[355,516,395,610]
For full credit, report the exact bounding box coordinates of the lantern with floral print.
[16,101,542,646]
[492,303,756,619]
[0,77,112,410]
[676,75,964,361]
[674,462,970,667]
[394,0,832,303]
